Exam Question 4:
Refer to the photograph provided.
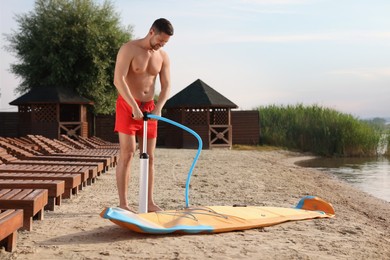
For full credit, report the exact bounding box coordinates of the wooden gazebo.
[10,86,94,139]
[162,79,237,149]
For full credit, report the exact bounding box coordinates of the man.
[113,18,173,212]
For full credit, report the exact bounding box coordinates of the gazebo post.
[228,109,232,148]
[56,103,60,139]
[206,108,211,148]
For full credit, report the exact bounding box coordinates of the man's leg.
[116,132,137,211]
[138,136,162,212]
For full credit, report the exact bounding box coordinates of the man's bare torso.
[125,40,164,102]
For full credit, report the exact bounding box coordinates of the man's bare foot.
[148,203,162,212]
[119,205,135,213]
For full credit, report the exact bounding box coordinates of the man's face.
[149,30,170,50]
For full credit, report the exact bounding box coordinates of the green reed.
[258,104,382,157]
[386,132,390,155]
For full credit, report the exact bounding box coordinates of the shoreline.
[295,155,390,203]
[1,149,389,259]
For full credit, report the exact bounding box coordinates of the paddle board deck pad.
[100,196,335,234]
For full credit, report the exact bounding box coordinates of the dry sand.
[1,148,389,260]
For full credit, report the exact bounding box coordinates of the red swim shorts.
[114,95,157,139]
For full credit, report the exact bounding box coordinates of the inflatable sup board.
[100,196,335,234]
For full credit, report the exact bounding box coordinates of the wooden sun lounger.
[28,152,115,171]
[19,155,106,177]
[0,209,23,252]
[29,135,75,153]
[0,189,48,231]
[1,146,103,170]
[60,149,118,168]
[0,172,80,199]
[5,160,101,182]
[25,135,57,154]
[60,135,119,161]
[76,136,119,149]
[34,134,116,154]
[0,180,65,211]
[89,136,119,147]
[60,135,88,149]
[0,164,89,189]
[1,140,113,173]
[1,146,104,178]
[60,134,105,149]
[0,137,40,155]
[46,136,119,168]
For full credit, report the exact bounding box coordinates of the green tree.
[6,0,132,114]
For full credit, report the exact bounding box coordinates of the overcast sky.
[1,0,389,118]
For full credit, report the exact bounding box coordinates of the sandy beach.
[1,148,389,260]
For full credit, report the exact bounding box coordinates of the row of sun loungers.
[0,135,119,252]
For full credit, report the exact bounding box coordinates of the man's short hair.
[152,18,174,36]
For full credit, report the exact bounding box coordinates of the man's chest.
[131,52,163,76]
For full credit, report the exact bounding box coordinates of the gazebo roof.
[9,86,93,105]
[165,79,238,108]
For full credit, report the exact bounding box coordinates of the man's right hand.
[132,107,144,120]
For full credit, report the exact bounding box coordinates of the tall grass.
[258,104,382,157]
[384,132,390,156]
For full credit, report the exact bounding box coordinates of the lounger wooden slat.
[0,180,65,211]
[0,189,48,231]
[0,189,21,199]
[0,173,81,199]
[0,209,23,252]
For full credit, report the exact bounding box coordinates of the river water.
[297,156,390,202]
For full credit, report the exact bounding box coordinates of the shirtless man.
[113,18,174,212]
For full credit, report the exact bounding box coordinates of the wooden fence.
[0,112,19,137]
[0,111,260,147]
